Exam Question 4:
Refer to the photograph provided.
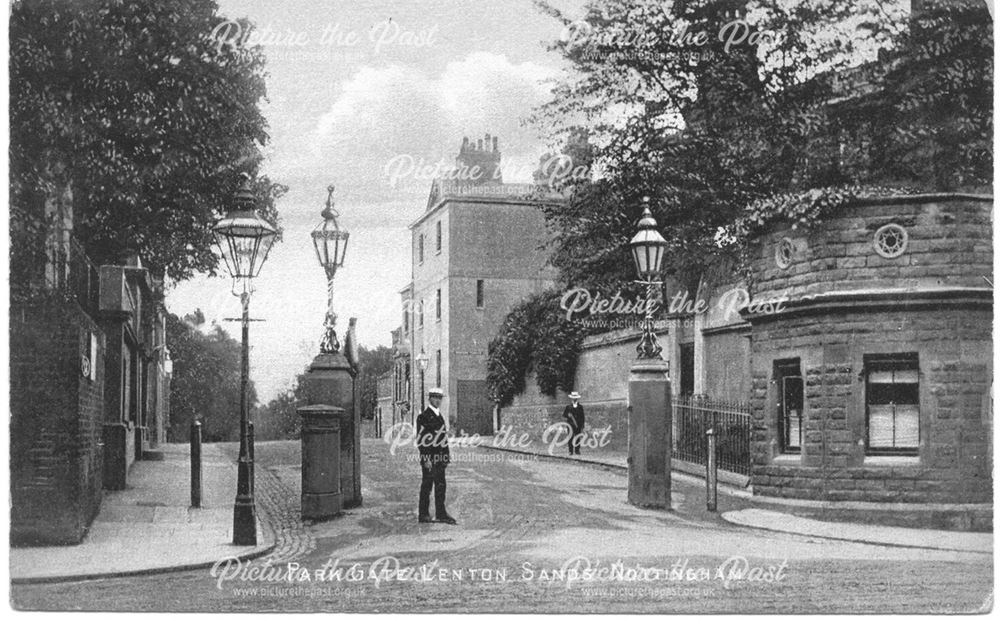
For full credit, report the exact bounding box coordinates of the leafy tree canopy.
[10,0,286,281]
[166,310,256,442]
[532,0,991,291]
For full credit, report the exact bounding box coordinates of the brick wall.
[747,196,992,506]
[10,299,106,545]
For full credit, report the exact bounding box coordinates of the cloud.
[308,52,556,199]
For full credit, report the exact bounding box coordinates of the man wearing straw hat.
[416,387,457,524]
[562,391,586,456]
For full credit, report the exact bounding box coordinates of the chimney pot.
[493,136,498,152]
[477,139,483,150]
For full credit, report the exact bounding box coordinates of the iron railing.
[673,395,752,476]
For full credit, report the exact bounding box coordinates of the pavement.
[9,443,274,584]
[476,441,993,553]
[9,438,990,585]
[11,439,992,613]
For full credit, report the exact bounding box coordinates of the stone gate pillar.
[628,357,672,508]
[300,351,361,508]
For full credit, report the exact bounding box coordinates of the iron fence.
[673,395,752,476]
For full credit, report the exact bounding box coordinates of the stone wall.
[499,328,657,451]
[750,195,992,301]
[747,195,992,506]
[10,300,106,545]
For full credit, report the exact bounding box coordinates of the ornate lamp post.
[416,350,429,414]
[299,184,362,511]
[626,197,672,510]
[630,199,668,359]
[311,185,350,353]
[212,173,277,545]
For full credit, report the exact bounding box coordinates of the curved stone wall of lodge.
[745,194,992,509]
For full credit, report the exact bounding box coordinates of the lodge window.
[436,349,441,387]
[418,234,424,263]
[418,299,424,327]
[436,221,442,253]
[476,280,484,308]
[775,359,803,454]
[435,288,441,321]
[865,354,919,455]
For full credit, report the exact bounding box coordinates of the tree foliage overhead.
[532,0,991,291]
[166,310,256,442]
[10,0,286,282]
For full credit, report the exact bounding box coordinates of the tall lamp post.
[311,185,349,353]
[212,173,277,545]
[626,197,672,509]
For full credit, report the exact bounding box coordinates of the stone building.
[745,194,992,510]
[499,192,992,525]
[10,186,171,545]
[402,135,561,433]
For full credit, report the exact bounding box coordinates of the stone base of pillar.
[301,353,361,509]
[627,357,672,509]
[298,404,346,521]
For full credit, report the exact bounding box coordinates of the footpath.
[477,442,992,555]
[9,443,274,584]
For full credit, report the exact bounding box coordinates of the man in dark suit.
[563,391,585,455]
[416,387,456,524]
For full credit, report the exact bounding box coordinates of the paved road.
[11,439,993,613]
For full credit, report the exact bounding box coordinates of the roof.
[409,179,564,229]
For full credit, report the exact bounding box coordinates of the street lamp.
[212,173,277,546]
[626,196,672,510]
[416,350,429,413]
[630,198,667,359]
[311,185,350,353]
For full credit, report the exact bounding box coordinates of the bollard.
[191,420,202,508]
[249,420,255,495]
[706,427,718,512]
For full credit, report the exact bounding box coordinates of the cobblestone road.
[11,439,993,613]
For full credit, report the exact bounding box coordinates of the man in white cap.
[562,391,585,455]
[416,387,456,524]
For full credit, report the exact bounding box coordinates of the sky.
[165,0,587,402]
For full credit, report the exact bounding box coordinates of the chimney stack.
[492,136,498,152]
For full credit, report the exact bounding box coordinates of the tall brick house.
[402,135,562,434]
[10,184,171,545]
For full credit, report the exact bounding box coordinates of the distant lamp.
[312,185,350,353]
[416,350,429,411]
[630,198,666,359]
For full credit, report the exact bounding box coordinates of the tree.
[166,311,256,442]
[531,0,990,291]
[486,0,991,404]
[10,0,286,282]
[255,344,396,439]
[356,346,395,420]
